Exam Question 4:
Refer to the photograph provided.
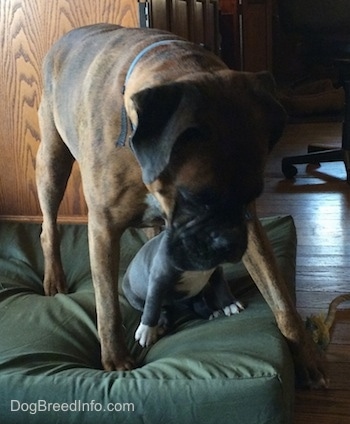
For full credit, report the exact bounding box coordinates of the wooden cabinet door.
[172,0,193,42]
[0,0,138,221]
[147,0,220,54]
[241,0,272,72]
[219,0,272,71]
[193,0,220,53]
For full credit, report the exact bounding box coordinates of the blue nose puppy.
[122,230,244,347]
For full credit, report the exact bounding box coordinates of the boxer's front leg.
[88,215,134,371]
[242,202,327,388]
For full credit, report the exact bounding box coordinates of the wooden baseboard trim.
[0,215,88,224]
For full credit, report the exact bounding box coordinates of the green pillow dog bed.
[0,216,296,424]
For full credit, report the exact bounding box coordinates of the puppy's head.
[129,70,286,270]
[163,187,248,270]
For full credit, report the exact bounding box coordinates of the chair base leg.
[282,148,350,184]
[307,145,336,154]
[344,150,350,182]
[281,61,350,184]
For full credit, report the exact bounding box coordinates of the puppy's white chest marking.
[142,193,164,224]
[176,269,215,298]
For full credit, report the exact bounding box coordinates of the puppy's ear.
[252,71,287,150]
[130,83,196,184]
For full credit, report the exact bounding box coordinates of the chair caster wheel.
[282,161,298,179]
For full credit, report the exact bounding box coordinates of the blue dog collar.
[116,38,189,147]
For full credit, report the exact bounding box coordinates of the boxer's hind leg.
[36,101,75,295]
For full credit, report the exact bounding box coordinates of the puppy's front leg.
[243,202,327,388]
[88,218,134,371]
[136,270,170,348]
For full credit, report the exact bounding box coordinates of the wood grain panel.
[0,0,138,220]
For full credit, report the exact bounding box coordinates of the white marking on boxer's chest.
[176,269,215,298]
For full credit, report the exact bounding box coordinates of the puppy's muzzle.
[167,212,248,271]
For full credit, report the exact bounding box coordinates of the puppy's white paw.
[135,323,159,348]
[209,300,245,320]
[223,300,245,316]
[209,310,221,320]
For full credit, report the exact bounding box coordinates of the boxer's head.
[130,70,286,270]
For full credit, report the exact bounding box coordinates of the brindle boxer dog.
[36,23,326,387]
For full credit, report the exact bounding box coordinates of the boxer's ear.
[130,83,196,184]
[252,72,287,150]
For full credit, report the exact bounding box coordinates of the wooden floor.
[255,120,350,423]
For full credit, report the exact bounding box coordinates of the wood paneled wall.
[0,0,139,221]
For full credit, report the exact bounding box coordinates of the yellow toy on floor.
[306,294,350,350]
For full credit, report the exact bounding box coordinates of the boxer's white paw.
[135,323,159,348]
[209,300,245,320]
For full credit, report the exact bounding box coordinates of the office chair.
[278,0,350,183]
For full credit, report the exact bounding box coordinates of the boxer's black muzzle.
[167,189,248,271]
